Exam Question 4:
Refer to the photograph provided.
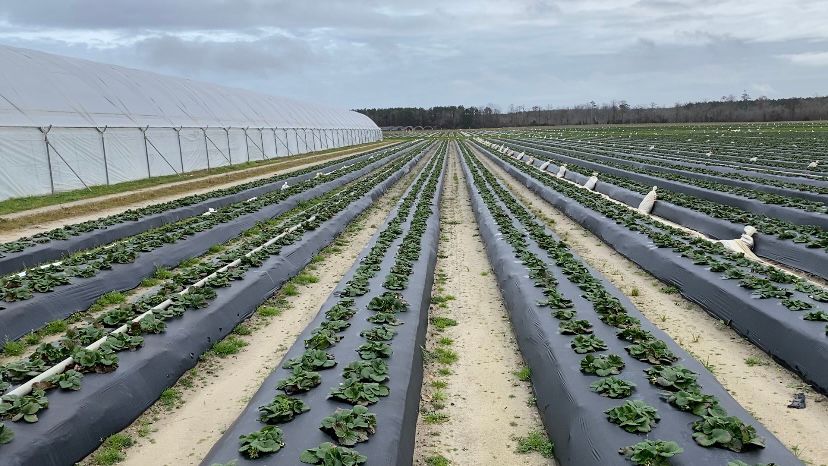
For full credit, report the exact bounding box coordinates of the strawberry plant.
[100,332,144,352]
[0,422,12,444]
[238,425,285,459]
[552,308,576,320]
[342,359,389,383]
[360,325,396,342]
[276,367,321,394]
[692,413,765,452]
[258,394,310,424]
[71,347,118,373]
[37,370,83,391]
[305,328,342,350]
[0,388,49,423]
[326,302,357,321]
[367,292,408,313]
[329,380,389,405]
[559,319,593,335]
[664,389,719,416]
[382,273,407,290]
[283,350,337,371]
[300,442,367,465]
[590,376,635,398]
[366,311,400,325]
[605,400,660,433]
[626,339,677,365]
[804,310,828,321]
[580,354,625,376]
[357,341,392,360]
[644,365,698,391]
[570,334,607,353]
[619,439,683,466]
[319,405,377,446]
[321,319,351,332]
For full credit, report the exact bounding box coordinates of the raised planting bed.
[201,144,446,465]
[0,148,429,466]
[474,144,828,394]
[0,145,425,342]
[460,144,800,465]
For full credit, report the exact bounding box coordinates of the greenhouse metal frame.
[0,45,381,200]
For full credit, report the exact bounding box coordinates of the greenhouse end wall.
[0,126,381,200]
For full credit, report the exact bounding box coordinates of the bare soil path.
[414,146,554,466]
[477,151,828,466]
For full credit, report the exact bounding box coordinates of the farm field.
[1,123,827,466]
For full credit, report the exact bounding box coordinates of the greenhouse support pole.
[243,127,251,162]
[96,126,110,186]
[293,128,300,154]
[202,128,211,171]
[224,127,232,165]
[141,126,151,178]
[301,128,309,153]
[284,128,292,156]
[259,128,266,159]
[175,127,184,172]
[40,126,55,194]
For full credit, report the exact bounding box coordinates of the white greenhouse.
[0,45,381,201]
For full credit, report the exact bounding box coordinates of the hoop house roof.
[0,44,377,130]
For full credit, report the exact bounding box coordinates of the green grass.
[433,347,458,365]
[233,324,253,336]
[140,277,161,287]
[210,335,248,357]
[2,340,25,356]
[22,332,42,346]
[431,380,448,389]
[422,411,450,424]
[513,366,531,382]
[437,337,454,346]
[42,320,69,335]
[90,433,134,465]
[429,316,458,330]
[89,291,127,313]
[208,244,225,254]
[425,454,451,466]
[154,267,174,279]
[660,285,680,294]
[282,283,299,296]
[158,388,182,409]
[431,295,456,307]
[514,430,555,457]
[257,305,282,318]
[744,356,768,367]
[293,273,319,286]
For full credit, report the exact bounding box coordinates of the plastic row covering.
[474,141,828,281]
[0,144,423,466]
[202,154,445,466]
[476,146,828,395]
[0,148,417,342]
[0,126,381,201]
[526,137,828,190]
[494,138,828,229]
[564,141,828,189]
[460,154,799,465]
[0,141,408,275]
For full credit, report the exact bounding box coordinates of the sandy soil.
[413,148,554,466]
[0,141,394,242]
[478,153,828,466]
[101,154,429,466]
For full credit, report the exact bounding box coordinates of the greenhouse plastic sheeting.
[0,44,381,200]
[202,156,444,466]
[461,156,801,466]
[494,144,828,280]
[0,151,419,466]
[480,149,828,394]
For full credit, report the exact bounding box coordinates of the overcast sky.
[0,0,826,111]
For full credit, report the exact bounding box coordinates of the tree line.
[355,95,828,128]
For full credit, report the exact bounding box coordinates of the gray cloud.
[0,0,825,109]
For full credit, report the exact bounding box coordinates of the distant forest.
[355,95,828,129]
